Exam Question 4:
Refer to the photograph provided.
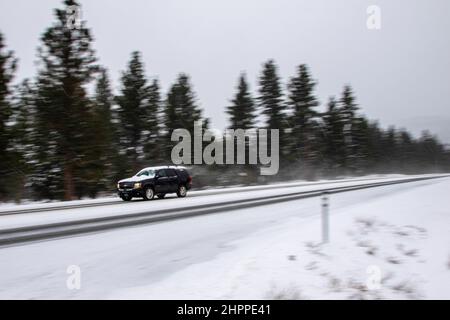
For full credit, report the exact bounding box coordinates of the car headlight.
[117,183,120,189]
[134,182,142,189]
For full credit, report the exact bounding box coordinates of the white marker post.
[321,192,329,243]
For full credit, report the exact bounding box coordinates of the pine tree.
[258,60,286,128]
[397,129,416,173]
[164,73,208,163]
[227,73,256,130]
[351,116,371,173]
[10,80,37,201]
[226,73,258,181]
[287,64,319,171]
[257,60,288,174]
[0,32,18,200]
[165,74,203,132]
[83,68,117,196]
[142,78,162,164]
[322,96,345,173]
[340,85,358,119]
[365,121,384,172]
[33,0,98,200]
[339,85,359,173]
[116,51,149,173]
[417,131,443,172]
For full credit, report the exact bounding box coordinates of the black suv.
[117,166,192,201]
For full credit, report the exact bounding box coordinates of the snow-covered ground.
[0,176,448,299]
[112,177,450,300]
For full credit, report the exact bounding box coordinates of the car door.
[166,169,178,192]
[155,169,168,193]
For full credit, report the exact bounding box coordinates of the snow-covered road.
[0,174,442,230]
[0,176,448,299]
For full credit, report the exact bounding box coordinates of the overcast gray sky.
[1,0,449,143]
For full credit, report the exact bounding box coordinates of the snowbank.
[112,178,450,299]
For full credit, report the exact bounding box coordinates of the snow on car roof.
[140,166,188,171]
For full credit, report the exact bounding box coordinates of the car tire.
[176,185,187,198]
[143,187,154,200]
[120,194,132,201]
[156,193,166,199]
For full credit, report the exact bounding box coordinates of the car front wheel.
[143,187,154,200]
[176,185,187,198]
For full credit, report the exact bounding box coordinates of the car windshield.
[135,169,155,177]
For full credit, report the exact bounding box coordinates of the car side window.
[158,169,167,177]
[137,170,148,177]
[166,169,176,177]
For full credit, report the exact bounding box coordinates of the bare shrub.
[266,285,304,300]
[391,281,420,299]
